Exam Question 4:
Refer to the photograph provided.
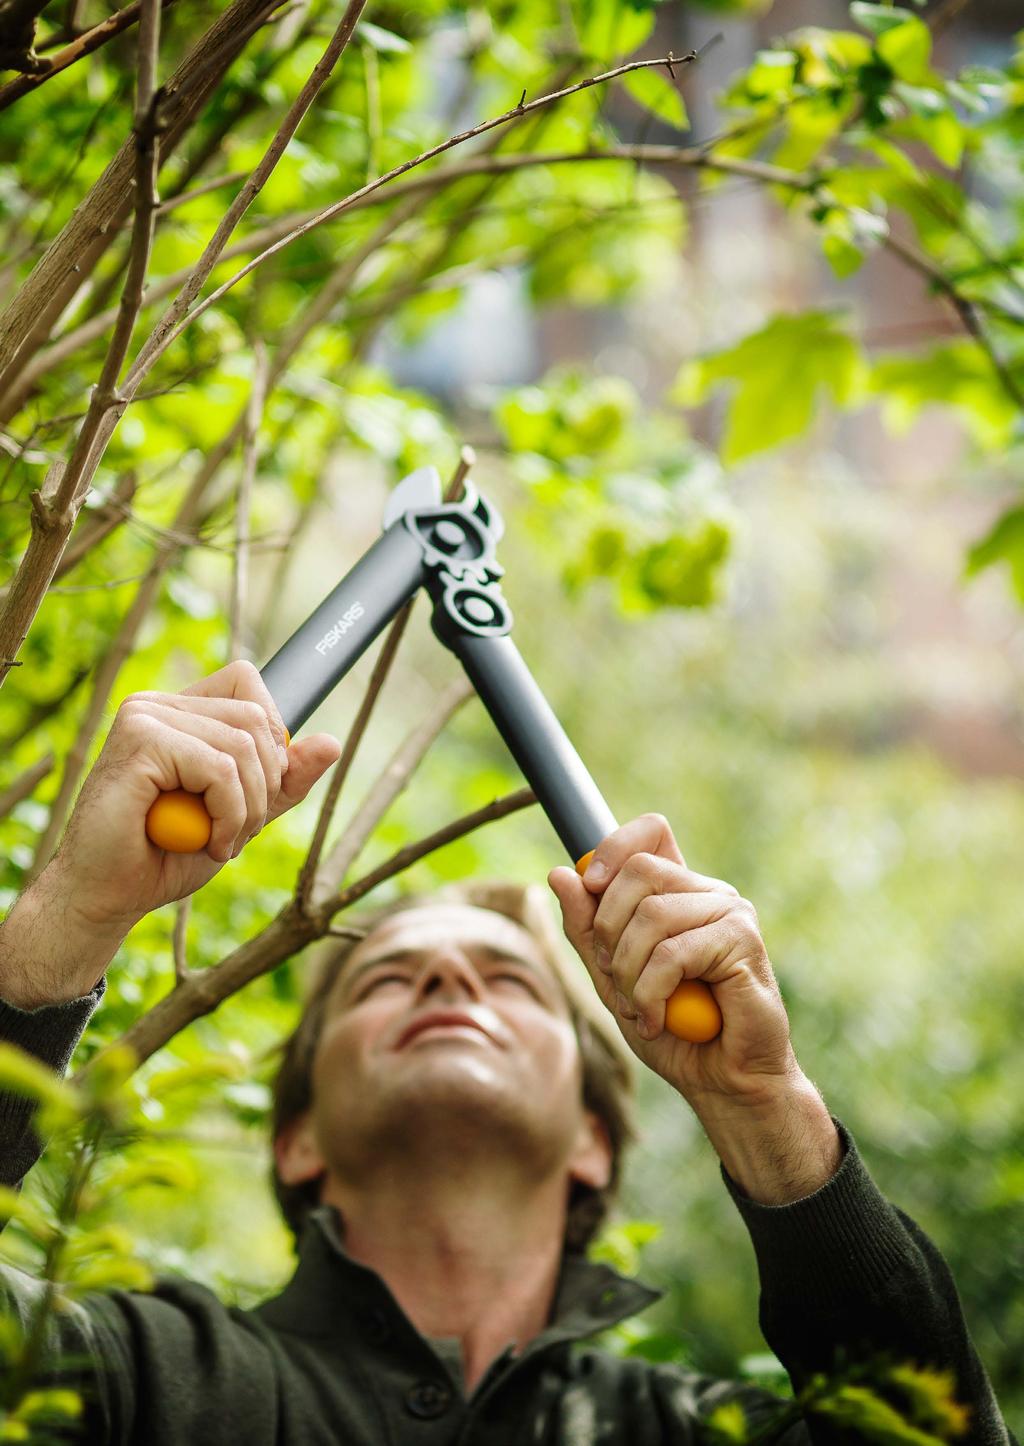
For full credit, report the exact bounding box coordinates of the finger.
[580,813,685,893]
[124,691,285,796]
[592,854,726,977]
[609,890,738,1000]
[265,734,342,821]
[547,866,616,1014]
[121,700,268,857]
[180,659,289,753]
[119,711,249,863]
[631,920,733,1038]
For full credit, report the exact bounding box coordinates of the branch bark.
[228,342,267,662]
[0,752,53,823]
[312,677,475,906]
[0,0,284,395]
[0,0,178,111]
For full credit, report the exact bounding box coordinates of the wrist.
[694,1073,843,1206]
[0,862,129,1009]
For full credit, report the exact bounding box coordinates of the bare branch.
[323,787,538,919]
[228,342,267,662]
[124,0,369,391]
[172,898,192,982]
[295,599,416,911]
[0,1,180,106]
[131,54,700,372]
[52,470,137,581]
[445,445,476,503]
[0,0,284,395]
[0,0,164,689]
[0,751,53,823]
[310,679,474,908]
[0,460,65,691]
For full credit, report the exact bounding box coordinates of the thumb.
[268,733,342,820]
[547,865,598,963]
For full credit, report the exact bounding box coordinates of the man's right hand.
[1,661,342,1011]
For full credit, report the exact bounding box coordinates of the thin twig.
[295,599,417,911]
[228,341,267,662]
[324,787,538,917]
[0,0,177,112]
[125,0,369,390]
[122,54,701,377]
[444,444,476,503]
[172,899,191,981]
[312,678,475,905]
[0,752,54,823]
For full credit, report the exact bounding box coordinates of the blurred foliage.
[0,0,1022,1440]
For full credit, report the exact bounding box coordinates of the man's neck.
[320,1167,569,1395]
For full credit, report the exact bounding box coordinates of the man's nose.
[415,949,485,1002]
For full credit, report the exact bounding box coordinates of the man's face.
[286,903,610,1194]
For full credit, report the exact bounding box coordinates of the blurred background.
[1,0,1022,1434]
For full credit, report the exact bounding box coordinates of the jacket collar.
[255,1205,661,1347]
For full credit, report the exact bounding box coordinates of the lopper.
[144,466,722,1044]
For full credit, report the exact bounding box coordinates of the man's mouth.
[395,1011,498,1050]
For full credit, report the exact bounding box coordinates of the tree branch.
[228,341,267,662]
[0,0,178,111]
[295,599,417,911]
[0,751,53,823]
[0,0,285,396]
[124,0,369,392]
[130,53,699,374]
[0,0,163,689]
[311,678,475,907]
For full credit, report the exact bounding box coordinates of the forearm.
[694,1072,844,1206]
[0,860,127,1009]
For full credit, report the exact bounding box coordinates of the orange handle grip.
[145,790,214,852]
[575,850,722,1044]
[144,730,289,854]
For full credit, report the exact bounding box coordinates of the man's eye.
[357,973,409,998]
[491,971,539,996]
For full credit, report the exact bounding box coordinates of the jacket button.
[404,1380,451,1419]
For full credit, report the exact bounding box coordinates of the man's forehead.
[345,903,548,968]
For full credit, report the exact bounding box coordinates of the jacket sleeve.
[0,979,105,1191]
[722,1115,1015,1445]
[0,980,120,1439]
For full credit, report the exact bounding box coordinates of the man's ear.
[569,1109,613,1192]
[274,1110,327,1186]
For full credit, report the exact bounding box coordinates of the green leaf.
[577,0,655,61]
[0,1044,79,1127]
[850,4,918,38]
[622,68,689,130]
[672,312,866,463]
[876,17,932,84]
[870,342,1019,451]
[355,20,411,53]
[965,507,1024,602]
[704,1400,749,1443]
[814,1382,951,1443]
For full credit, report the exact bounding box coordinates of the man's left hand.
[548,813,800,1112]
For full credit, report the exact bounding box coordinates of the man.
[0,661,1013,1442]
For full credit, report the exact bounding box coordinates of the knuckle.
[649,934,684,971]
[623,852,660,887]
[239,699,268,732]
[636,892,666,925]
